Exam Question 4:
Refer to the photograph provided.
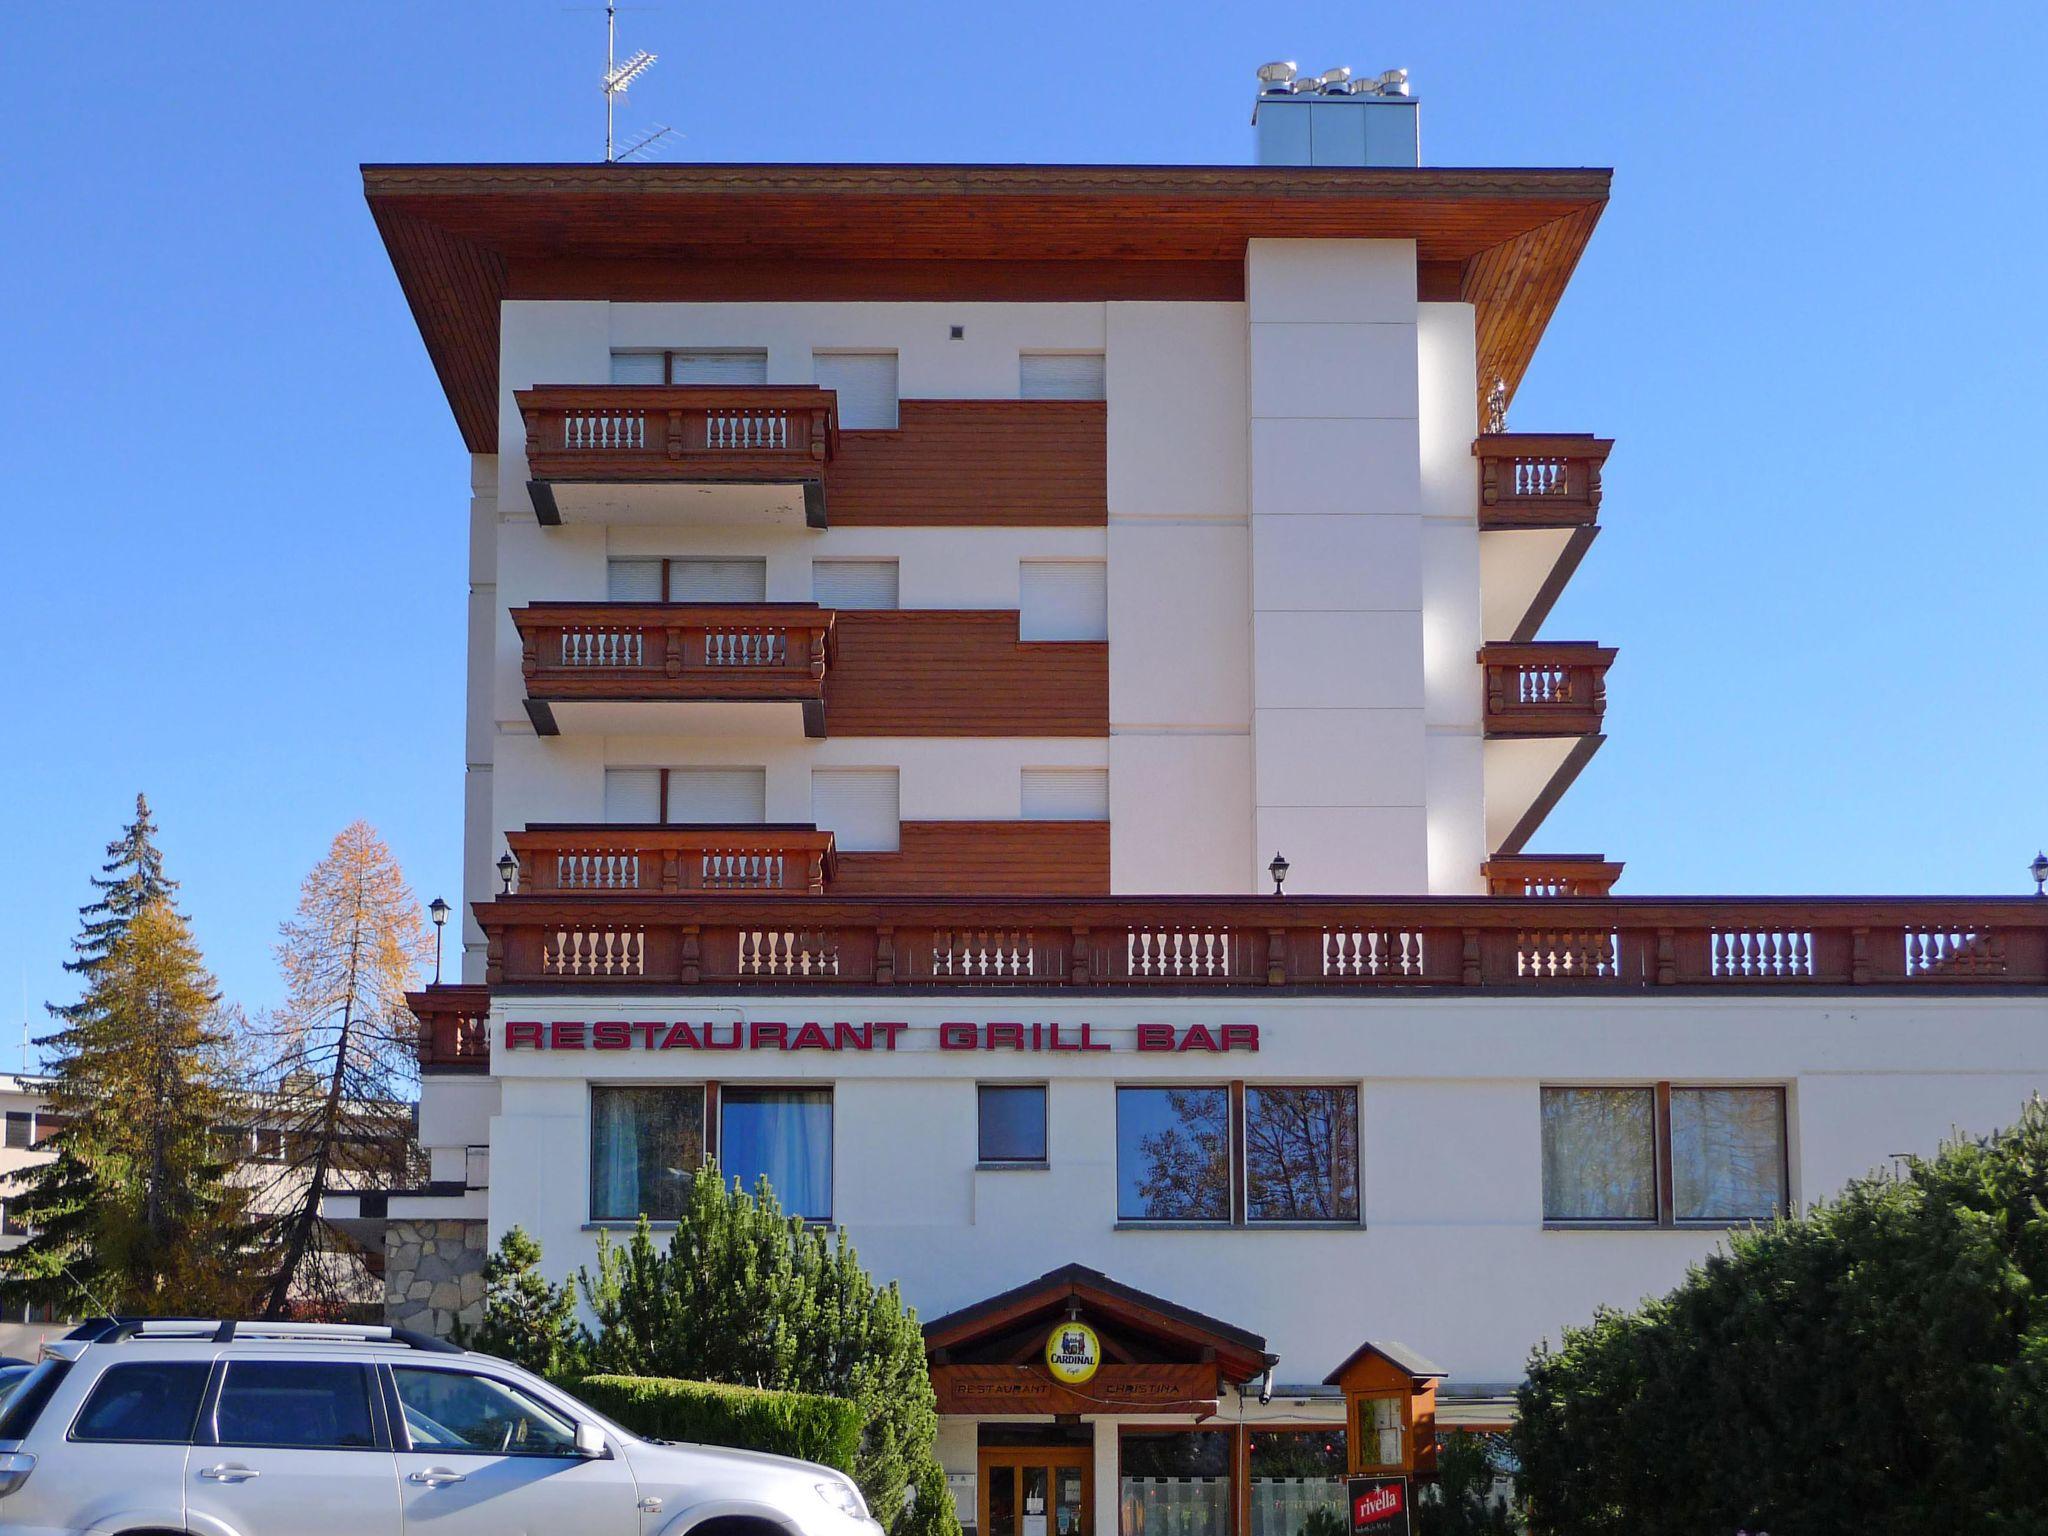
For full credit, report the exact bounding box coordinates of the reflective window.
[1541,1087,1657,1222]
[590,1086,705,1222]
[978,1085,1048,1163]
[72,1362,208,1444]
[392,1367,577,1457]
[3,1112,31,1150]
[1249,1427,1348,1536]
[1121,1431,1232,1536]
[722,1088,833,1222]
[1246,1086,1360,1222]
[1672,1087,1787,1222]
[214,1360,376,1449]
[1116,1087,1230,1222]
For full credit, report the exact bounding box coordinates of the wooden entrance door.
[979,1447,1092,1536]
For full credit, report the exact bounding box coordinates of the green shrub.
[567,1373,862,1474]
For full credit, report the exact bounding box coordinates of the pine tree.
[253,822,429,1318]
[1,897,253,1314]
[457,1226,582,1377]
[51,793,176,1017]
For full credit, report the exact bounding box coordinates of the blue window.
[721,1088,833,1222]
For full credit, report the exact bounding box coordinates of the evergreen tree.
[457,1226,582,1377]
[1,898,252,1314]
[52,793,176,1013]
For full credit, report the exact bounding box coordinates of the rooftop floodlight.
[1256,60,1299,93]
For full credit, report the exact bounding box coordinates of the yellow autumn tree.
[254,822,430,1318]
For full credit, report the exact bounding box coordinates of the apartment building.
[359,66,2048,1536]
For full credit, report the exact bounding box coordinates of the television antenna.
[601,1,673,162]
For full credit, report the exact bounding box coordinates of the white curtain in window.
[812,560,900,611]
[603,769,661,823]
[722,1090,832,1220]
[1540,1087,1656,1221]
[1019,562,1108,642]
[591,1090,641,1218]
[1671,1087,1786,1221]
[671,350,768,385]
[1020,353,1106,400]
[1121,1480,1231,1536]
[813,352,899,429]
[812,769,900,852]
[1249,1480,1347,1536]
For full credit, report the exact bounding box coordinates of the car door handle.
[198,1464,261,1483]
[409,1468,468,1487]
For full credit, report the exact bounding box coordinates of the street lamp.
[1268,852,1290,897]
[2032,852,2048,898]
[428,896,450,984]
[498,851,519,896]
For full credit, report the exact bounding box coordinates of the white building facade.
[362,73,2048,1535]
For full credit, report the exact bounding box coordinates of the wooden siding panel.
[830,401,1106,526]
[828,612,1107,736]
[835,821,1109,895]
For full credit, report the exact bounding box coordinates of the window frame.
[976,1083,1050,1168]
[1113,1084,1234,1228]
[66,1358,216,1446]
[1242,1082,1363,1228]
[587,1082,711,1225]
[718,1084,835,1225]
[197,1358,393,1453]
[1115,1081,1365,1231]
[382,1362,586,1460]
[1541,1081,1790,1230]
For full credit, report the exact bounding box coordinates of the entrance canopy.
[923,1264,1275,1417]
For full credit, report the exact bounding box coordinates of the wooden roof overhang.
[363,162,1611,452]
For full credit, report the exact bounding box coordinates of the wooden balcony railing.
[508,825,837,896]
[407,984,490,1073]
[1483,856,1624,898]
[513,603,834,734]
[1480,643,1615,736]
[1474,434,1611,528]
[467,896,2048,991]
[518,386,838,483]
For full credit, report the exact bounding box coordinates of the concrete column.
[1092,1418,1120,1536]
[462,452,498,977]
[1246,239,1426,893]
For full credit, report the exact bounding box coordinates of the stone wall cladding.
[384,1218,487,1337]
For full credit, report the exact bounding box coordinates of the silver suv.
[0,1318,883,1536]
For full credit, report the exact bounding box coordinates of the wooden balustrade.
[508,825,837,896]
[518,386,838,482]
[513,602,833,732]
[1473,433,1611,528]
[406,984,491,1073]
[464,895,2048,992]
[1484,856,1624,897]
[1479,643,1615,736]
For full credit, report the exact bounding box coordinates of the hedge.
[567,1374,863,1474]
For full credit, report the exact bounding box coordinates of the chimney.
[1251,62,1418,167]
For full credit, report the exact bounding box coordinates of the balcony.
[508,825,837,896]
[513,602,833,738]
[1483,856,1624,897]
[518,386,838,528]
[408,984,490,1074]
[1475,433,1611,643]
[1480,643,1614,737]
[448,895,2048,994]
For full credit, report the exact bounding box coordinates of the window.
[812,559,900,611]
[722,1088,832,1221]
[72,1361,209,1444]
[0,1359,72,1439]
[1542,1084,1788,1226]
[1019,561,1108,642]
[214,1360,376,1449]
[590,1085,705,1222]
[250,1128,285,1163]
[3,1112,31,1150]
[392,1367,577,1457]
[672,349,769,385]
[606,558,663,602]
[604,768,662,823]
[1116,1087,1230,1223]
[977,1085,1048,1164]
[0,1201,26,1237]
[1020,768,1108,822]
[608,351,666,384]
[667,558,767,602]
[1020,353,1105,400]
[666,767,768,824]
[813,351,899,429]
[811,768,900,853]
[1248,1428,1348,1536]
[1245,1086,1360,1223]
[1121,1430,1232,1536]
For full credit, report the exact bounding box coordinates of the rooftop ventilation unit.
[1251,62,1418,166]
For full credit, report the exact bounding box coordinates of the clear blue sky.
[4,1,2044,1041]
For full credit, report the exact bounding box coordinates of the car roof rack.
[64,1317,464,1354]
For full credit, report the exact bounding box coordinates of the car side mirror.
[574,1421,607,1459]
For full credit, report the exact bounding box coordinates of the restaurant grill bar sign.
[1350,1477,1410,1536]
[503,1019,1261,1054]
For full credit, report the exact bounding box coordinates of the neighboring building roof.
[362,161,1611,453]
[1323,1339,1449,1385]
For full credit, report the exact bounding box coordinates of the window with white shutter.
[609,351,666,385]
[811,769,900,853]
[604,769,662,823]
[666,559,767,602]
[606,560,664,602]
[1018,561,1108,642]
[1020,353,1106,400]
[812,560,900,611]
[1021,768,1109,821]
[813,352,899,430]
[671,350,769,385]
[666,768,768,825]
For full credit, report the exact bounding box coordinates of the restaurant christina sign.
[503,1019,1261,1054]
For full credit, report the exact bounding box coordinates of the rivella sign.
[502,1020,1261,1054]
